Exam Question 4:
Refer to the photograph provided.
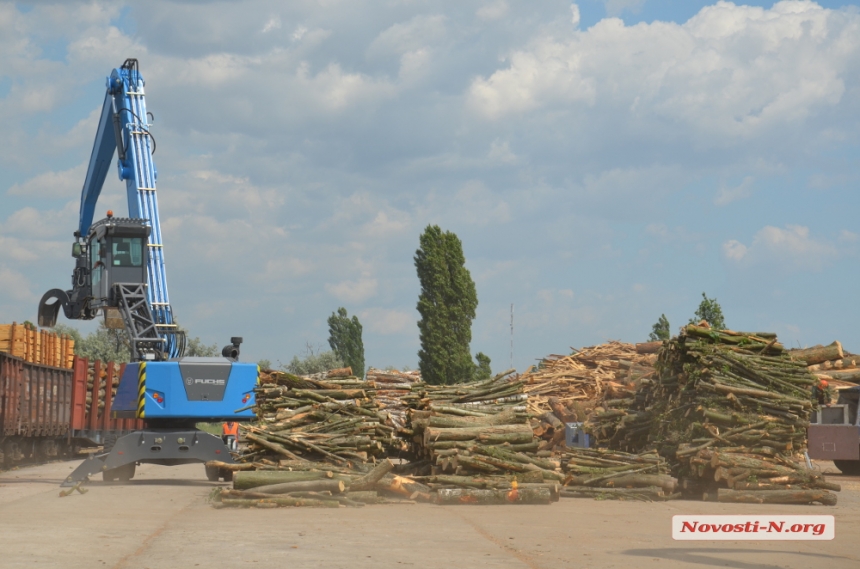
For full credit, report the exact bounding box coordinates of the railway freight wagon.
[0,353,143,467]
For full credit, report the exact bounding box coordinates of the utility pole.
[510,303,514,370]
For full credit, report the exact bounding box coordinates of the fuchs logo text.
[187,378,225,385]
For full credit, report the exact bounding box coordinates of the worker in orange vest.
[221,421,239,451]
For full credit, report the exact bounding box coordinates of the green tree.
[648,314,671,341]
[689,292,726,330]
[327,307,365,378]
[185,335,219,357]
[72,322,132,363]
[283,343,343,375]
[415,225,478,385]
[474,352,492,381]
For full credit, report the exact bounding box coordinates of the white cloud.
[723,225,839,270]
[468,0,855,136]
[714,176,754,206]
[477,1,509,21]
[604,0,645,17]
[367,14,447,57]
[7,164,86,199]
[839,230,859,243]
[262,16,281,34]
[360,308,414,335]
[0,265,36,302]
[722,239,748,261]
[325,277,379,303]
[571,4,581,28]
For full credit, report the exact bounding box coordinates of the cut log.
[204,460,256,472]
[233,470,333,490]
[789,342,843,365]
[347,459,394,491]
[819,368,860,382]
[635,342,662,354]
[249,479,345,495]
[717,488,836,506]
[435,487,552,505]
[560,485,668,500]
[219,497,340,508]
[424,424,534,445]
[548,397,576,424]
[326,367,353,378]
[600,473,678,493]
[376,474,432,500]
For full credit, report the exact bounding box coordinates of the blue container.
[565,422,591,448]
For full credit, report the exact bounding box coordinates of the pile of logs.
[681,448,839,505]
[558,447,679,501]
[366,368,422,432]
[791,341,860,394]
[519,341,655,419]
[0,322,75,369]
[581,325,838,505]
[85,361,121,415]
[240,368,406,465]
[209,457,556,507]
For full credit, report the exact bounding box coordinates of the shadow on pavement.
[622,547,853,569]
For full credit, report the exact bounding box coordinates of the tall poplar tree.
[327,307,365,378]
[415,225,478,385]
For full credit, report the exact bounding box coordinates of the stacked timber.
[793,342,860,392]
[519,342,655,452]
[520,341,655,419]
[238,369,405,466]
[366,367,422,432]
[0,322,75,368]
[558,447,678,501]
[587,325,838,505]
[681,447,839,505]
[395,372,575,503]
[85,361,122,415]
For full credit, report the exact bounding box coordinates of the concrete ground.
[1,460,858,569]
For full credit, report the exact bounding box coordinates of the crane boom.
[41,59,182,359]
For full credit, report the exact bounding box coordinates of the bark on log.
[789,342,844,365]
[348,459,395,491]
[327,367,353,378]
[245,433,302,460]
[233,470,333,490]
[205,460,256,472]
[376,474,432,500]
[435,487,552,505]
[717,488,837,506]
[548,397,576,424]
[219,497,340,508]
[424,424,534,445]
[560,486,668,500]
[600,473,678,493]
[344,491,385,504]
[426,411,524,429]
[819,368,860,382]
[635,342,663,354]
[250,479,345,495]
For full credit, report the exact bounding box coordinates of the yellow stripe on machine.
[137,363,147,418]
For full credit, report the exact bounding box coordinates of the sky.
[1,0,859,373]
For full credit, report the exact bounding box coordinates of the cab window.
[112,238,143,267]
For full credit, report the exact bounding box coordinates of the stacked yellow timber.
[85,361,122,416]
[0,322,75,369]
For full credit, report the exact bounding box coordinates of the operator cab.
[38,212,150,329]
[83,213,150,309]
